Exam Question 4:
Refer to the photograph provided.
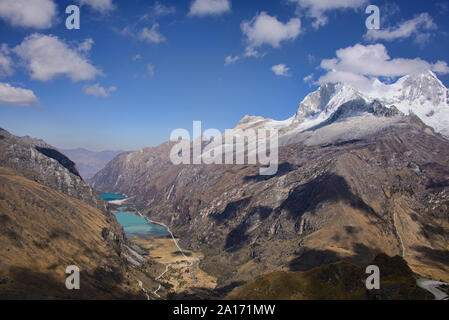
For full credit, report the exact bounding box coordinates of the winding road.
[417,278,449,300]
[133,207,199,299]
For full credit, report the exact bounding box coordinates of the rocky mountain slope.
[60,148,124,180]
[0,129,159,299]
[226,254,432,300]
[0,128,103,210]
[90,72,449,297]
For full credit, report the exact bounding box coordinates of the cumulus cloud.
[132,54,142,61]
[189,0,231,17]
[77,0,115,12]
[224,55,239,66]
[431,61,449,74]
[0,0,57,29]
[271,64,291,76]
[138,24,166,44]
[13,34,102,82]
[0,82,38,106]
[241,12,301,57]
[318,43,449,92]
[364,13,437,44]
[147,64,155,77]
[0,45,14,77]
[288,0,367,28]
[84,83,116,98]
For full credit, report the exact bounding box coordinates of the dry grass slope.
[0,166,142,299]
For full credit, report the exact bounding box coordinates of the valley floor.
[128,234,217,298]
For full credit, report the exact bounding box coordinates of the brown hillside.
[0,166,144,299]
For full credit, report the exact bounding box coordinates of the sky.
[0,0,449,151]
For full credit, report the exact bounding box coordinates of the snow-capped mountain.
[235,70,449,139]
[369,71,449,136]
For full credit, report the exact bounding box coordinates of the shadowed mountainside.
[226,254,432,300]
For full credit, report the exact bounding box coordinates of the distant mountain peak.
[291,71,449,137]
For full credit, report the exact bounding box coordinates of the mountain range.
[90,71,449,298]
[59,148,125,181]
[1,70,448,299]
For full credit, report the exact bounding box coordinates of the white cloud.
[288,0,367,28]
[138,24,166,44]
[84,83,116,98]
[364,13,436,44]
[271,64,291,76]
[77,38,94,53]
[189,0,231,17]
[152,2,176,17]
[431,61,449,74]
[0,53,13,77]
[147,64,155,77]
[241,12,301,57]
[13,34,102,82]
[0,45,13,77]
[0,0,57,29]
[0,82,38,106]
[132,54,142,61]
[320,43,445,77]
[318,43,449,92]
[303,73,314,83]
[224,55,239,65]
[77,0,115,12]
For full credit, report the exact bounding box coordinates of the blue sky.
[0,0,449,151]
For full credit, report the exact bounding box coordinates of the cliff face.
[0,128,104,210]
[90,114,449,289]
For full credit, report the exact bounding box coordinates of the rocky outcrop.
[0,128,104,210]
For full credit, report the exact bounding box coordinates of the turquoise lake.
[114,212,169,237]
[99,193,169,237]
[99,193,126,202]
